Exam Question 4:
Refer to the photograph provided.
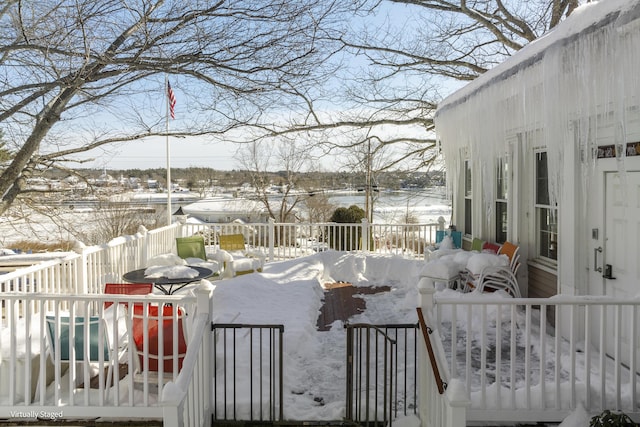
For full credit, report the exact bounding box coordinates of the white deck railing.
[0,287,210,425]
[161,291,212,427]
[2,220,638,425]
[0,220,437,425]
[0,220,438,298]
[417,285,470,427]
[0,254,82,294]
[420,284,640,425]
[183,219,440,261]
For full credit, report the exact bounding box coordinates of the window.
[535,152,557,261]
[464,160,472,235]
[495,157,508,244]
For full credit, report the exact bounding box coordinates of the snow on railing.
[77,223,180,295]
[0,253,82,295]
[0,220,438,425]
[0,288,209,425]
[430,291,640,424]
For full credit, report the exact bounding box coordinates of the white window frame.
[464,159,472,236]
[534,151,558,263]
[495,155,508,244]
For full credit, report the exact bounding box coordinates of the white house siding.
[435,0,640,298]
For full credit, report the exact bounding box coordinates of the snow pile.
[144,265,199,279]
[145,253,187,267]
[465,252,509,275]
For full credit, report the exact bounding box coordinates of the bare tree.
[236,137,313,223]
[0,0,585,223]
[0,0,361,215]
[304,192,335,223]
[183,167,219,198]
[80,200,162,245]
[0,129,12,163]
[349,0,582,81]
[243,0,584,177]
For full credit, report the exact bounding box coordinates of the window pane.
[465,198,472,235]
[536,152,549,205]
[465,161,472,196]
[538,207,558,260]
[496,201,507,244]
[496,158,508,200]
[496,157,508,243]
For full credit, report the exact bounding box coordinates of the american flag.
[167,81,176,119]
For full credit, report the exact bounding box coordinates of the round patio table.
[122,266,213,295]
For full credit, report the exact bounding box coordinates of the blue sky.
[78,3,458,172]
[84,135,240,170]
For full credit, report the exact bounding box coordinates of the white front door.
[601,171,640,365]
[604,171,640,298]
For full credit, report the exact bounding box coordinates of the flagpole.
[165,75,172,226]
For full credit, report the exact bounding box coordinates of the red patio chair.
[482,242,501,254]
[130,303,187,374]
[104,282,153,309]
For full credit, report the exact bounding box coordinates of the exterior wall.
[434,1,640,299]
[528,264,557,299]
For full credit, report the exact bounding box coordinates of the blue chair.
[435,230,462,248]
[46,316,114,394]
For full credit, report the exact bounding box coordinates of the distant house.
[182,195,271,223]
[94,170,117,186]
[435,0,640,302]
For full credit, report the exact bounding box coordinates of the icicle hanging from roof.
[435,0,640,230]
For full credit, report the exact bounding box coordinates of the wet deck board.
[316,282,390,331]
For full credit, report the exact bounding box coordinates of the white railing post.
[445,379,470,427]
[195,282,212,319]
[177,220,186,238]
[73,240,88,295]
[417,281,471,427]
[417,280,435,426]
[162,396,184,427]
[437,216,446,231]
[418,278,436,312]
[361,218,370,253]
[138,225,149,266]
[268,218,275,262]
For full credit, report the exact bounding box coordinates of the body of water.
[0,188,451,245]
[326,188,451,224]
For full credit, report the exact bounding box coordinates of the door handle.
[593,246,602,273]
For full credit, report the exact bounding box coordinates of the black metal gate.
[210,322,417,426]
[345,323,419,427]
[211,323,284,423]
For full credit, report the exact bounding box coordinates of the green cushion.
[176,235,207,260]
[471,238,484,252]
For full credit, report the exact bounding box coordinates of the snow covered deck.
[0,222,638,426]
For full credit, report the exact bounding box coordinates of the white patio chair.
[475,265,521,298]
